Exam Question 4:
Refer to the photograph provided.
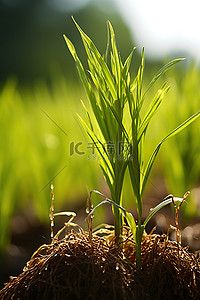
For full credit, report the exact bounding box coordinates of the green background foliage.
[1,3,200,254]
[1,60,200,253]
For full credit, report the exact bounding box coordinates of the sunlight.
[113,0,200,61]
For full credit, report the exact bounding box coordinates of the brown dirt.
[0,225,200,300]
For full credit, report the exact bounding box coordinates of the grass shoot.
[64,18,200,269]
[49,183,76,240]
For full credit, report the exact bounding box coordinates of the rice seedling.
[64,18,200,269]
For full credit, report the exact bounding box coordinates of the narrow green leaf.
[143,197,173,228]
[87,133,116,184]
[72,17,117,101]
[144,58,185,97]
[115,160,129,206]
[80,100,94,132]
[97,90,115,141]
[104,97,129,142]
[136,48,145,106]
[83,89,109,142]
[104,20,110,63]
[76,113,115,183]
[141,110,200,195]
[99,165,113,193]
[108,21,121,98]
[63,35,91,97]
[128,160,142,219]
[122,49,135,77]
[137,82,170,142]
[90,198,136,239]
[143,195,187,228]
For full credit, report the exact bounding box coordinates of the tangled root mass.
[1,227,200,300]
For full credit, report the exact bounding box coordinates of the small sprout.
[87,190,104,243]
[165,191,190,245]
[87,191,93,243]
[49,183,55,239]
[49,183,76,240]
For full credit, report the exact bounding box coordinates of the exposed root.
[0,226,200,300]
[124,231,200,299]
[0,227,141,300]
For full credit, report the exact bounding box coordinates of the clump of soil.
[125,231,200,299]
[0,225,200,300]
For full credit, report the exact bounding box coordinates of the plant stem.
[112,184,123,242]
[135,223,144,269]
[113,206,123,242]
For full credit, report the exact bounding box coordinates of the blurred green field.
[0,77,101,251]
[153,63,200,218]
[1,62,200,252]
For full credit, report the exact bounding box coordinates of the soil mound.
[0,227,200,300]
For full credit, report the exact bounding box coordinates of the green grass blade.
[90,198,136,239]
[99,165,113,193]
[137,82,170,142]
[76,114,115,182]
[128,160,142,219]
[108,21,122,98]
[143,197,173,228]
[122,49,135,78]
[72,18,117,101]
[80,100,94,132]
[104,98,129,142]
[141,110,200,195]
[104,21,110,63]
[136,48,145,108]
[63,35,91,97]
[161,110,200,140]
[81,88,110,142]
[115,160,129,205]
[143,194,189,228]
[144,58,185,97]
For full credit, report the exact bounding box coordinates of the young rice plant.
[64,18,200,269]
